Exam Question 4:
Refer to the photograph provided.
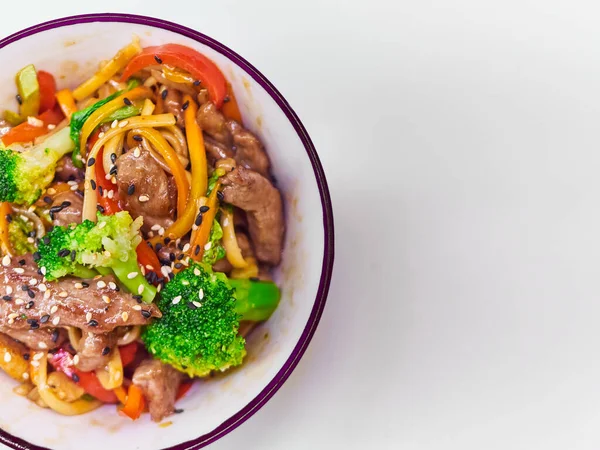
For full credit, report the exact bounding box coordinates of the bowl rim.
[0,12,334,450]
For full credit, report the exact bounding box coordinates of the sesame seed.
[29,278,37,286]
[58,291,68,298]
[71,373,79,382]
[74,282,83,289]
[195,213,203,226]
[27,290,35,299]
[198,288,204,300]
[70,184,78,191]
[40,314,50,324]
[194,245,201,256]
[27,116,44,127]
[154,55,163,64]
[127,272,138,279]
[123,97,132,106]
[85,313,92,323]
[7,313,17,319]
[137,285,144,295]
[67,180,77,186]
[182,100,190,110]
[7,319,14,325]
[15,298,24,305]
[47,124,56,130]
[5,286,12,295]
[52,316,60,326]
[33,352,44,361]
[141,310,151,318]
[50,305,58,314]
[193,301,202,308]
[88,319,99,327]
[199,206,209,213]
[102,346,111,356]
[194,268,201,276]
[44,290,51,300]
[87,157,96,167]
[217,191,224,201]
[119,120,128,128]
[30,360,40,368]
[40,267,47,276]
[151,224,161,231]
[204,242,212,251]
[22,372,29,380]
[111,119,118,129]
[161,88,168,100]
[2,295,11,301]
[127,184,135,195]
[139,195,149,202]
[102,295,111,304]
[47,188,56,195]
[13,267,24,274]
[97,281,107,289]
[223,217,230,227]
[2,255,11,266]
[121,312,129,321]
[133,147,141,158]
[98,131,105,138]
[107,190,114,199]
[172,295,182,305]
[4,352,11,363]
[73,355,80,365]
[108,282,117,290]
[38,342,47,349]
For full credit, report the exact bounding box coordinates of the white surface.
[2,0,600,449]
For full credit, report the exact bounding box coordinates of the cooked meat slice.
[132,359,183,422]
[236,232,254,259]
[75,332,117,371]
[0,255,160,334]
[221,167,284,265]
[226,121,270,177]
[50,191,83,227]
[163,88,184,128]
[212,258,232,273]
[0,326,66,350]
[115,148,174,232]
[55,155,85,182]
[204,135,234,160]
[197,102,232,145]
[0,119,12,139]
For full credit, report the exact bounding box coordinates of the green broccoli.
[0,127,74,204]
[142,263,280,377]
[37,211,157,303]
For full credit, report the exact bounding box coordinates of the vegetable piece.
[81,113,176,221]
[230,256,259,279]
[119,384,146,420]
[72,38,142,101]
[0,202,13,255]
[37,70,57,113]
[2,106,64,146]
[113,386,128,404]
[118,342,138,367]
[8,213,36,255]
[161,64,195,85]
[121,44,227,107]
[33,352,104,413]
[220,208,248,268]
[136,242,162,275]
[55,89,77,121]
[189,182,220,261]
[95,349,123,390]
[15,64,40,118]
[37,211,157,303]
[0,126,74,204]
[142,263,246,377]
[94,147,121,215]
[221,83,242,123]
[176,381,193,400]
[47,371,86,402]
[47,348,118,404]
[141,98,155,116]
[101,105,142,124]
[201,219,225,266]
[0,333,29,381]
[3,110,24,126]
[229,278,281,321]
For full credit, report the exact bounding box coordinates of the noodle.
[11,206,45,238]
[96,348,124,390]
[102,133,126,176]
[150,69,197,96]
[67,327,83,351]
[117,326,141,346]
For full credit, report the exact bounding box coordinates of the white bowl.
[0,13,334,450]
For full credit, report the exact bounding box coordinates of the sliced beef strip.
[163,88,184,128]
[75,332,117,371]
[197,102,232,146]
[0,326,66,350]
[55,156,85,182]
[0,255,160,334]
[221,167,284,265]
[204,135,234,161]
[115,148,174,232]
[132,359,183,422]
[226,121,270,177]
[50,191,83,227]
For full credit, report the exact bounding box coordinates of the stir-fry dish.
[0,38,284,422]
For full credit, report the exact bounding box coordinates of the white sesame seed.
[47,123,56,130]
[44,290,51,300]
[2,255,11,266]
[151,224,161,231]
[98,131,105,139]
[73,355,80,365]
[50,305,58,314]
[74,282,83,289]
[118,120,128,128]
[182,280,189,286]
[58,291,68,298]
[14,299,24,305]
[70,184,78,191]
[111,176,117,184]
[40,267,47,276]
[3,352,10,363]
[198,288,204,300]
[27,236,35,243]
[147,231,155,238]
[38,342,47,349]
[182,243,190,253]
[192,224,198,231]
[158,227,165,236]
[121,312,129,321]
[30,360,40,368]
[133,305,142,311]
[133,147,141,158]
[22,372,29,380]
[85,312,92,322]
[157,284,162,292]
[108,282,117,290]
[52,316,60,326]
[7,313,17,319]
[140,266,146,276]
[97,281,106,289]
[102,295,111,304]
[38,283,47,292]
[172,295,182,305]
[98,221,106,229]
[127,272,138,279]
[137,285,144,295]
[105,173,112,180]
[29,278,37,286]
[6,286,12,295]
[111,119,118,129]
[204,242,212,251]
[33,352,44,361]
[193,268,200,276]
[47,188,56,195]
[161,266,171,277]
[13,267,24,274]
[138,195,149,202]
[193,301,202,308]
[122,332,131,342]
[107,190,114,199]
[7,319,14,325]
[67,180,77,186]
[27,116,43,127]
[145,264,153,270]
[223,217,229,227]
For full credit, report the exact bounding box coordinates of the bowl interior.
[0,18,327,450]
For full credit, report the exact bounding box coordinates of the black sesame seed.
[2,295,11,301]
[177,253,185,260]
[21,285,29,291]
[182,100,190,110]
[37,268,43,276]
[250,277,260,282]
[168,272,175,280]
[70,250,76,262]
[27,290,35,299]
[33,252,41,261]
[155,243,163,251]
[90,179,97,190]
[98,186,104,196]
[88,319,99,327]
[51,330,59,343]
[141,310,151,319]
[67,175,76,182]
[5,214,11,223]
[145,272,154,282]
[87,157,96,167]
[102,346,111,356]
[81,282,89,288]
[29,320,39,330]
[109,165,118,176]
[199,206,209,213]
[174,408,184,414]
[43,196,52,204]
[123,97,132,106]
[97,205,105,213]
[110,153,117,163]
[187,302,197,310]
[18,259,25,266]
[133,295,143,301]
[177,241,185,250]
[27,230,36,238]
[169,252,175,262]
[223,96,230,103]
[43,236,50,245]
[161,88,168,100]
[194,245,201,256]
[76,189,84,197]
[154,55,163,64]
[72,373,80,382]
[193,80,201,86]
[61,201,71,208]
[174,263,183,269]
[23,353,30,361]
[194,213,203,226]
[114,284,120,291]
[58,249,70,257]
[164,237,171,245]
[40,314,50,324]
[16,94,22,105]
[217,191,224,201]
[133,134,143,142]
[127,184,135,195]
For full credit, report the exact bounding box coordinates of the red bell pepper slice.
[2,106,64,146]
[176,381,193,401]
[37,70,57,113]
[120,44,227,108]
[118,342,138,367]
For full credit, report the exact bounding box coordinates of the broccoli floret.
[37,211,157,303]
[0,127,74,204]
[142,263,280,377]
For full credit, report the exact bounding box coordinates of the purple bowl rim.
[0,12,334,450]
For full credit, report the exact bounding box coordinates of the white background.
[4,1,600,449]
